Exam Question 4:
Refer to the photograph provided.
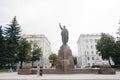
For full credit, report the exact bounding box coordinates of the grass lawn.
[0,69,9,72]
[117,69,120,71]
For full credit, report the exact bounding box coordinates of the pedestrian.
[37,64,40,76]
[40,66,43,76]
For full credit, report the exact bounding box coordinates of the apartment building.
[22,34,51,68]
[77,34,109,68]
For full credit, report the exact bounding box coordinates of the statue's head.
[63,26,65,29]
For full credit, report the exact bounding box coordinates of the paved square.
[0,72,120,80]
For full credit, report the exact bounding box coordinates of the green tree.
[113,26,120,65]
[4,16,21,66]
[48,53,57,68]
[113,41,120,65]
[31,47,41,67]
[73,56,77,65]
[0,26,6,68]
[96,33,115,66]
[18,38,31,68]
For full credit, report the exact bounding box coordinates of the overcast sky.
[0,0,120,56]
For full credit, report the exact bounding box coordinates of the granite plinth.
[56,45,74,72]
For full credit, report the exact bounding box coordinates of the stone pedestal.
[56,45,74,72]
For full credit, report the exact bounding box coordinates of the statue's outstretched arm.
[59,23,62,30]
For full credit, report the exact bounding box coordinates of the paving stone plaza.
[0,72,120,80]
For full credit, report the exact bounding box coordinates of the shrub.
[92,65,100,68]
[100,64,111,68]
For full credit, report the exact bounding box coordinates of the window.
[91,45,93,49]
[91,51,94,54]
[86,45,89,49]
[95,45,97,49]
[87,57,90,60]
[88,63,90,66]
[92,63,95,66]
[86,39,88,43]
[87,51,89,54]
[90,39,93,43]
[96,52,98,54]
[95,39,98,43]
[92,57,94,60]
[96,57,99,60]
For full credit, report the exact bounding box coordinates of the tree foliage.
[0,26,6,68]
[48,53,57,67]
[113,26,120,65]
[113,41,120,65]
[96,33,115,66]
[5,16,21,42]
[4,16,21,66]
[73,56,77,65]
[31,46,42,67]
[18,38,31,68]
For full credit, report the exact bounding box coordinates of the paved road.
[0,72,120,80]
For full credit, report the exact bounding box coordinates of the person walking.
[37,64,40,76]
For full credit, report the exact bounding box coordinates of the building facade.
[77,34,109,68]
[22,34,51,68]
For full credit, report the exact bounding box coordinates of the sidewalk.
[0,72,120,80]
